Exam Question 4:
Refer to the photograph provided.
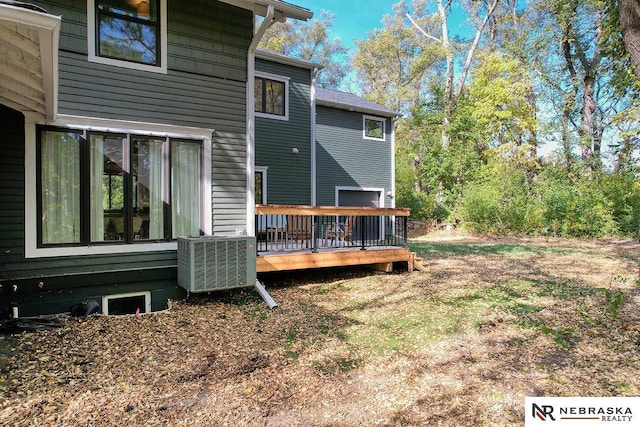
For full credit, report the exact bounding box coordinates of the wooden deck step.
[411,252,429,272]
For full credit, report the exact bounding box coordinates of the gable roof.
[315,88,399,118]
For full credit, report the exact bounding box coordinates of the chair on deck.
[285,215,312,248]
[324,216,355,247]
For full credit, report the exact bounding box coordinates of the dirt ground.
[1,234,639,426]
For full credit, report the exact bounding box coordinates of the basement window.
[102,291,151,315]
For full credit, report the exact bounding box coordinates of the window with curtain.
[37,127,203,247]
[171,140,201,238]
[39,130,82,244]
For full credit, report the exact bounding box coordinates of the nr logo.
[533,403,556,421]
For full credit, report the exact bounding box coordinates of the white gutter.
[219,0,312,21]
[390,118,396,208]
[246,5,277,236]
[310,67,318,206]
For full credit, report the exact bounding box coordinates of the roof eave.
[219,0,312,21]
[316,99,400,118]
[256,49,324,70]
[0,3,61,121]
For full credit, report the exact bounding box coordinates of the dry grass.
[1,234,639,426]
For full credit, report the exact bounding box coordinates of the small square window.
[364,116,385,141]
[255,74,289,120]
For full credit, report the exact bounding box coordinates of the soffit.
[0,3,61,121]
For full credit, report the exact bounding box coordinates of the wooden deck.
[255,205,412,273]
[257,246,412,273]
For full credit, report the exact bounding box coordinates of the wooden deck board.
[256,247,411,273]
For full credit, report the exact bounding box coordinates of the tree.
[352,1,442,114]
[467,52,538,156]
[407,0,499,149]
[619,0,640,81]
[259,11,348,88]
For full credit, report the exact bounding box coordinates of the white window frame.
[87,0,168,74]
[102,291,151,315]
[363,115,386,141]
[255,166,268,204]
[24,114,212,258]
[254,71,289,121]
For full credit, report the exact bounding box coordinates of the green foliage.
[467,52,537,148]
[541,325,574,349]
[454,160,638,238]
[259,11,348,88]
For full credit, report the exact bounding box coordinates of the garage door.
[337,190,381,241]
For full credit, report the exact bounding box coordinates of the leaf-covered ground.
[1,235,639,426]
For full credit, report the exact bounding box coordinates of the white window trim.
[254,71,289,121]
[363,115,386,141]
[255,166,268,204]
[24,114,213,258]
[87,0,168,74]
[102,291,151,315]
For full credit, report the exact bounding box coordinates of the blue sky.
[289,0,471,52]
[290,0,401,51]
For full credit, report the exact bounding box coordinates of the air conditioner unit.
[177,236,256,293]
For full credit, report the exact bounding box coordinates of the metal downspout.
[246,5,275,237]
[247,6,280,308]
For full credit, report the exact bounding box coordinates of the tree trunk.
[579,75,596,169]
[619,0,640,81]
[438,0,453,150]
[561,109,573,169]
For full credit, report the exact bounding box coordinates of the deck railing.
[255,204,410,253]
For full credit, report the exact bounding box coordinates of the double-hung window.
[363,115,386,141]
[88,0,167,73]
[254,73,289,120]
[37,127,202,247]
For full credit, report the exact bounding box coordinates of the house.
[254,50,400,209]
[0,0,313,317]
[252,51,410,273]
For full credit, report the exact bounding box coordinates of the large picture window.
[96,0,160,65]
[37,127,203,247]
[254,73,289,120]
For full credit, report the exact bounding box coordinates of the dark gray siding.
[0,105,182,316]
[36,0,253,234]
[0,1,255,315]
[35,0,252,81]
[56,51,248,234]
[255,59,312,205]
[315,106,393,207]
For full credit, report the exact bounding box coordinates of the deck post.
[311,215,318,253]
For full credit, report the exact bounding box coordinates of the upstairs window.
[363,115,385,141]
[88,0,167,73]
[255,73,289,120]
